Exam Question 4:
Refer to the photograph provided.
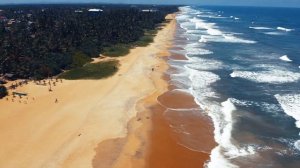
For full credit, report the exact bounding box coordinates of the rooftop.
[88,9,103,12]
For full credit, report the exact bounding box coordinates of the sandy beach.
[0,13,215,168]
[0,14,177,168]
[144,26,216,167]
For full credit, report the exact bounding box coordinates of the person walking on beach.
[55,98,58,103]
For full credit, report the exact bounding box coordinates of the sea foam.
[178,6,259,167]
[264,32,284,36]
[184,44,213,55]
[199,34,256,44]
[277,27,294,32]
[230,69,300,84]
[188,69,220,98]
[249,26,273,30]
[207,28,223,36]
[187,57,223,71]
[230,98,282,118]
[279,55,293,62]
[189,15,256,44]
[186,48,213,55]
[275,94,300,150]
[205,99,256,168]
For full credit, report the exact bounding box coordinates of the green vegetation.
[59,60,119,80]
[102,28,159,57]
[0,5,178,79]
[134,34,155,47]
[0,85,8,99]
[70,51,92,68]
[102,28,159,56]
[131,29,156,47]
[145,29,158,36]
[102,44,130,57]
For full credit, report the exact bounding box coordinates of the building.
[88,9,103,12]
[4,73,15,80]
[141,9,158,13]
[0,79,7,84]
[0,16,8,22]
[75,10,83,13]
[7,19,15,25]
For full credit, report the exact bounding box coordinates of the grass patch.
[144,29,158,36]
[102,44,130,57]
[133,35,154,47]
[70,51,92,68]
[101,29,159,57]
[59,60,119,80]
[132,29,157,47]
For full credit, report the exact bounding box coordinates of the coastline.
[0,12,216,168]
[0,14,179,168]
[94,12,216,168]
[92,14,177,168]
[144,23,216,167]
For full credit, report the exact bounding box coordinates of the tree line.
[0,4,178,79]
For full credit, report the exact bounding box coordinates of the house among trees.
[141,9,158,12]
[4,73,15,80]
[7,19,16,25]
[0,79,7,84]
[88,8,103,12]
[0,16,8,22]
[75,9,83,13]
[0,5,178,79]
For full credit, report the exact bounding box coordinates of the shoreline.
[98,12,216,168]
[0,12,216,168]
[144,23,216,167]
[92,14,177,168]
[0,13,179,168]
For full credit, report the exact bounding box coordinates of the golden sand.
[0,13,215,168]
[0,14,176,168]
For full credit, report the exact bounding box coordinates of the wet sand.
[146,83,216,168]
[0,12,216,168]
[92,14,178,168]
[0,14,178,168]
[92,13,216,168]
[147,113,210,168]
[169,52,188,60]
[145,20,217,168]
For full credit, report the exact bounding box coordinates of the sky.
[1,0,300,8]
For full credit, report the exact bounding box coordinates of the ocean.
[171,6,300,168]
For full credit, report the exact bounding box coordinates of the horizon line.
[0,2,300,9]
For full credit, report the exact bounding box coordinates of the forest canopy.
[0,4,178,79]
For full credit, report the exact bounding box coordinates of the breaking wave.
[275,94,300,150]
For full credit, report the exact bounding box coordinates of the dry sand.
[92,15,177,168]
[0,14,177,168]
[0,13,215,168]
[92,12,216,168]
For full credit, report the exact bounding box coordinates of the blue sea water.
[172,6,300,168]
